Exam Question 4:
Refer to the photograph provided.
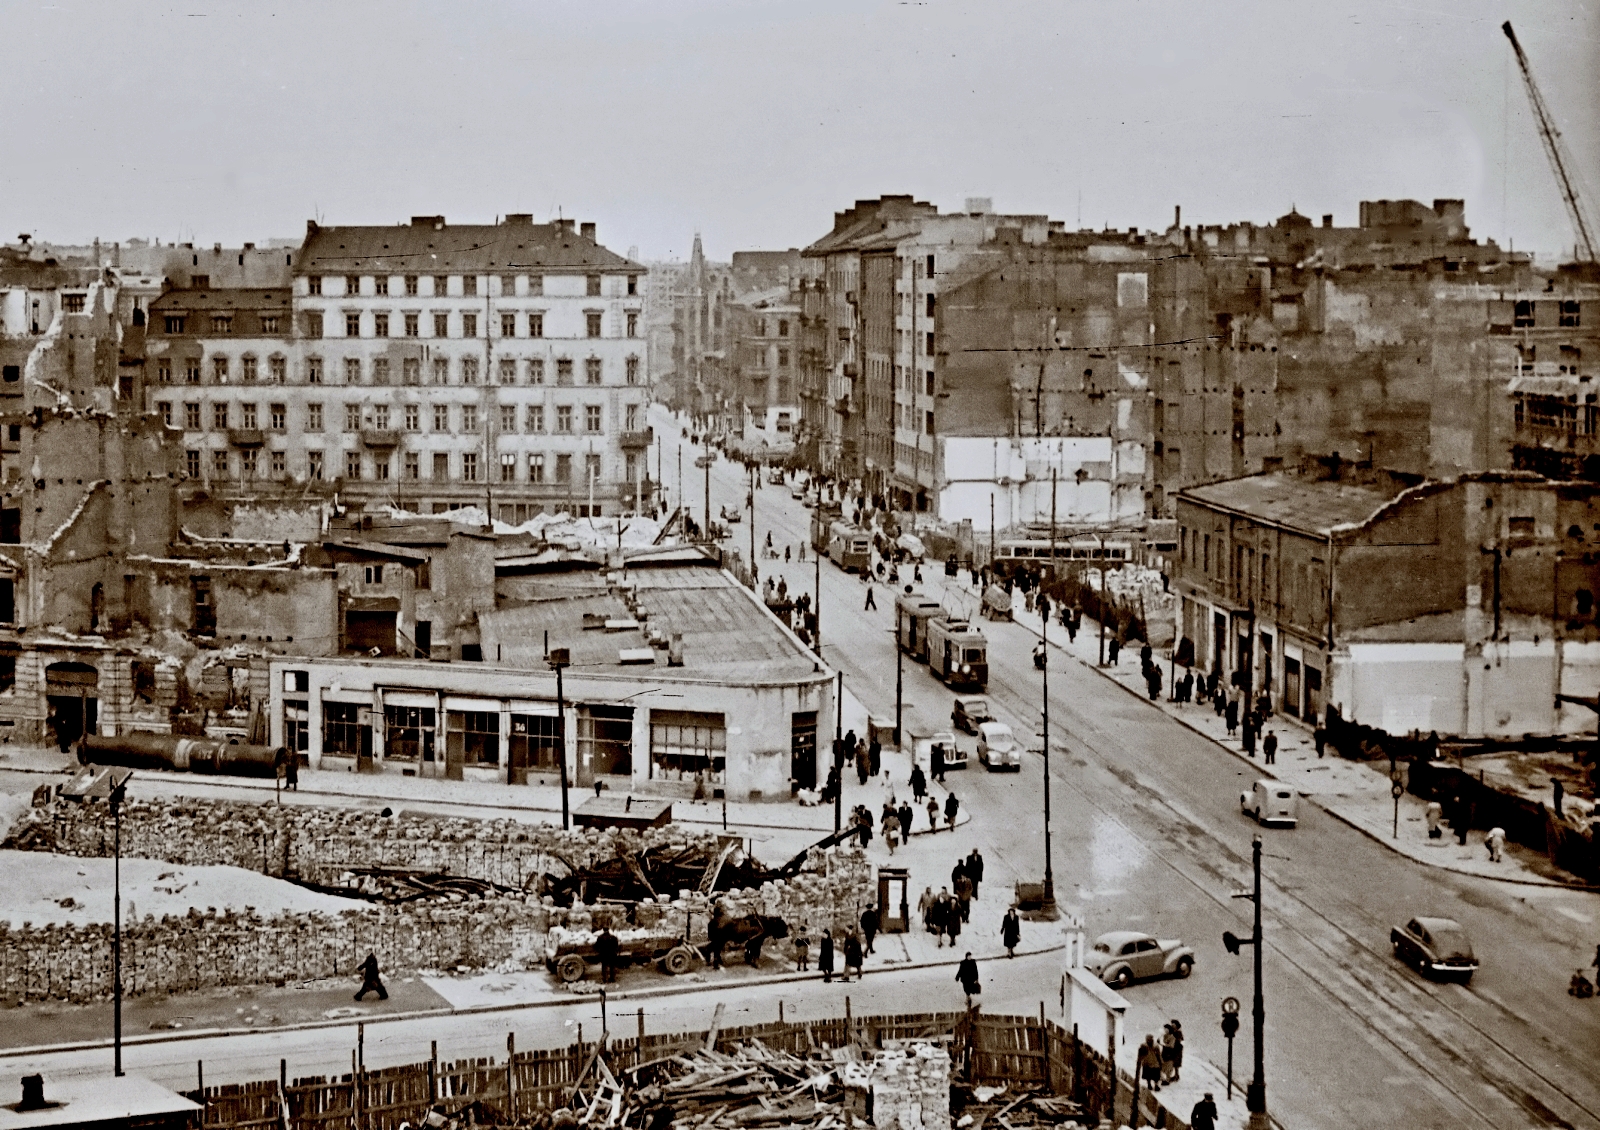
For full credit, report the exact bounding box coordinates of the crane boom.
[1503,21,1599,263]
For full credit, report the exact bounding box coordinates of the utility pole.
[749,465,756,577]
[833,669,844,833]
[1223,835,1269,1130]
[814,482,823,657]
[549,649,572,830]
[1097,532,1108,666]
[1042,468,1056,911]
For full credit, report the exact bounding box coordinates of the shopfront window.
[510,713,561,772]
[448,709,500,766]
[324,702,365,757]
[649,709,725,781]
[580,705,634,777]
[385,705,436,761]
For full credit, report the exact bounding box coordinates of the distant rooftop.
[1179,471,1411,535]
[299,216,644,275]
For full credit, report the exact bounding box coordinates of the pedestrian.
[899,802,914,843]
[931,741,946,783]
[819,929,835,983]
[1169,1020,1184,1081]
[1108,637,1121,665]
[843,729,857,758]
[860,905,879,955]
[928,796,941,833]
[1425,800,1443,839]
[1138,1034,1162,1092]
[965,848,985,899]
[1225,695,1239,736]
[793,928,810,971]
[944,893,963,946]
[842,929,863,982]
[596,925,620,983]
[910,763,927,801]
[929,888,949,945]
[864,584,877,611]
[354,951,388,1001]
[785,545,792,563]
[918,886,936,931]
[1066,609,1079,643]
[954,869,974,924]
[1160,1024,1178,1084]
[799,542,806,563]
[284,751,299,791]
[1189,1093,1219,1130]
[956,951,981,1003]
[868,737,881,778]
[1313,721,1327,757]
[1001,907,1021,957]
[1146,665,1162,700]
[1242,721,1256,757]
[883,809,900,854]
[1263,730,1277,765]
[914,564,923,584]
[1486,826,1506,862]
[944,792,960,832]
[856,747,869,787]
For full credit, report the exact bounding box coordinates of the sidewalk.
[970,578,1594,890]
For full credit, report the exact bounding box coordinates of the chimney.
[1322,214,1333,229]
[1174,205,1181,228]
[306,220,319,237]
[18,1075,50,1112]
[410,216,446,230]
[668,632,684,667]
[964,197,993,215]
[504,214,533,225]
[213,242,222,253]
[580,222,596,241]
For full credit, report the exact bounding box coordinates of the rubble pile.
[866,1045,952,1130]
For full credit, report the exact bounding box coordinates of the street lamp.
[1222,834,1269,1130]
[61,763,134,1076]
[548,648,573,829]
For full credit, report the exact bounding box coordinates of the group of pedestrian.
[917,884,964,947]
[1139,645,1163,700]
[1136,1019,1185,1091]
[812,926,866,983]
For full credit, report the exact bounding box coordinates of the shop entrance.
[45,661,99,751]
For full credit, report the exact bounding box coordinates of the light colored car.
[951,694,992,734]
[976,721,1022,772]
[720,505,741,523]
[1084,930,1195,989]
[913,731,967,773]
[1390,916,1478,981]
[1240,779,1298,826]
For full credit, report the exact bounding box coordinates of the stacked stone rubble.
[869,1044,952,1130]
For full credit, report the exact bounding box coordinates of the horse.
[704,912,788,968]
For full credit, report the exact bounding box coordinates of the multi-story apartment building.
[145,215,653,523]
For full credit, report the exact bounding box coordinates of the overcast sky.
[3,1,1596,262]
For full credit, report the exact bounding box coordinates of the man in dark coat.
[956,952,981,1002]
[1189,1093,1218,1130]
[596,926,620,983]
[944,894,963,945]
[965,849,985,899]
[842,930,863,982]
[868,737,881,778]
[1242,720,1256,757]
[944,792,960,831]
[1001,908,1021,957]
[818,929,835,983]
[927,887,948,945]
[931,742,945,783]
[354,952,387,1001]
[859,904,879,955]
[909,763,927,801]
[1263,730,1278,765]
[899,802,915,844]
[954,870,974,923]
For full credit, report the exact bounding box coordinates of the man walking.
[864,584,877,611]
[860,904,879,955]
[1001,907,1021,957]
[965,848,985,899]
[945,892,963,947]
[918,886,936,932]
[954,868,974,924]
[819,929,835,983]
[1486,826,1506,862]
[899,801,915,845]
[1242,719,1256,757]
[927,796,941,833]
[354,952,388,1001]
[793,927,810,971]
[596,925,620,983]
[1189,1094,1219,1130]
[910,762,927,801]
[842,929,863,982]
[944,792,960,832]
[929,887,949,946]
[1263,729,1278,765]
[956,952,981,1006]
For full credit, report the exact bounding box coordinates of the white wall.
[936,435,1117,527]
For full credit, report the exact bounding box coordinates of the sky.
[2,0,1597,263]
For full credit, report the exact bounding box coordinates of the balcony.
[834,396,853,417]
[227,428,264,448]
[619,428,653,450]
[361,429,400,448]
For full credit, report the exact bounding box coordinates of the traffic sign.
[1391,781,1405,798]
[1222,996,1240,1014]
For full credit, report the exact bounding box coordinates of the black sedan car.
[1390,916,1478,981]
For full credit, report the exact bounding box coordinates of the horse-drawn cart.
[545,927,701,984]
[981,584,1012,621]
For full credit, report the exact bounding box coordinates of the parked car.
[767,468,785,485]
[720,505,742,523]
[951,695,992,734]
[1084,931,1195,989]
[913,731,967,774]
[1240,780,1298,826]
[896,533,926,562]
[1390,916,1478,981]
[976,722,1022,772]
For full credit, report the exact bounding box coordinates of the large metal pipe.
[79,733,283,778]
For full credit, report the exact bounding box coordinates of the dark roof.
[149,288,291,312]
[1179,472,1406,535]
[298,218,643,275]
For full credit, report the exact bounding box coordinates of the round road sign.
[1222,996,1241,1014]
[1391,781,1405,798]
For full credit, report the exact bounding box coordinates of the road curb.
[0,942,1065,1060]
[1021,621,1599,891]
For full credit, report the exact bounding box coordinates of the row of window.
[189,448,611,484]
[155,354,642,387]
[1510,299,1582,329]
[160,399,639,435]
[166,308,640,340]
[306,273,638,299]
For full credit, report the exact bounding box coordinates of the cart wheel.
[662,946,694,975]
[556,954,588,983]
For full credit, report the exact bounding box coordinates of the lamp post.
[61,763,134,1076]
[813,482,823,657]
[834,668,844,833]
[1223,834,1269,1129]
[549,648,572,829]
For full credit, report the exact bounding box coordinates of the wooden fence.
[187,1008,1187,1130]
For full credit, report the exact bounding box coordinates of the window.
[650,709,725,778]
[529,358,546,384]
[433,275,448,297]
[462,452,479,481]
[385,705,434,761]
[432,452,449,480]
[1514,300,1535,328]
[501,453,517,482]
[626,312,639,338]
[308,450,324,480]
[586,358,603,385]
[585,452,601,481]
[925,410,934,435]
[404,451,419,479]
[345,311,361,336]
[373,313,389,338]
[462,404,479,432]
[240,403,258,429]
[374,276,389,297]
[373,454,390,481]
[344,404,360,432]
[586,275,602,297]
[185,450,201,477]
[346,451,363,479]
[404,404,420,431]
[925,331,935,355]
[625,403,639,431]
[270,450,286,477]
[527,405,544,432]
[586,312,602,338]
[529,313,544,338]
[372,358,390,385]
[499,358,517,385]
[304,402,323,432]
[1561,300,1581,328]
[158,401,174,427]
[212,402,229,430]
[372,405,390,430]
[555,453,572,483]
[184,401,202,429]
[433,312,449,338]
[307,356,323,384]
[501,313,516,338]
[447,710,498,765]
[184,359,202,384]
[626,356,639,385]
[260,315,279,334]
[269,355,286,383]
[324,703,363,757]
[557,358,574,386]
[778,348,789,367]
[557,405,573,433]
[403,357,420,385]
[432,357,449,385]
[212,356,229,383]
[308,276,322,295]
[344,275,360,297]
[156,359,173,384]
[463,275,478,297]
[270,403,286,430]
[211,314,232,334]
[626,275,638,296]
[305,312,324,338]
[433,404,450,431]
[462,357,480,385]
[926,254,935,277]
[585,405,602,433]
[163,314,186,334]
[212,450,230,477]
[500,405,518,432]
[344,358,361,385]
[756,319,767,337]
[528,453,545,482]
[240,448,259,477]
[529,275,544,296]
[404,275,419,297]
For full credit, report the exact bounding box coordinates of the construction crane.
[1503,20,1599,263]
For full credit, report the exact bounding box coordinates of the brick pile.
[867,1044,953,1130]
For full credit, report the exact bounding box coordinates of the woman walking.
[956,952,981,1006]
[819,928,835,983]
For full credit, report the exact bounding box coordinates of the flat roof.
[1179,473,1405,535]
[0,1075,199,1130]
